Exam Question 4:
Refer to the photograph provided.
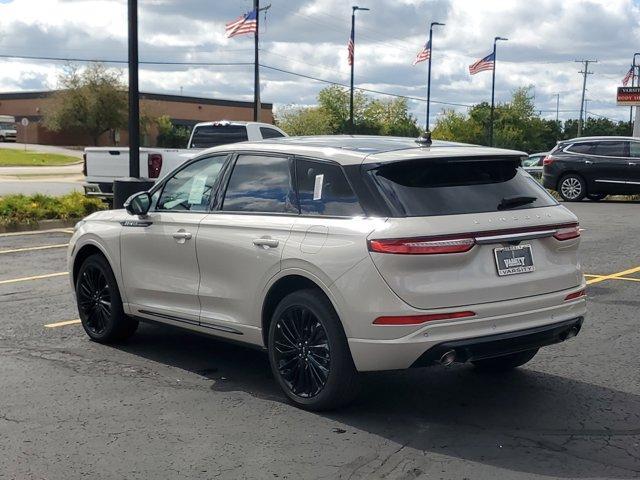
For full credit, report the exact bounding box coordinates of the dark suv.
[542,136,640,201]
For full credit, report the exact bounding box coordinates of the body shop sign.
[617,87,640,106]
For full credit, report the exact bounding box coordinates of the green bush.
[0,192,106,226]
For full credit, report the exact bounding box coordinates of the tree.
[156,115,191,148]
[275,86,420,137]
[44,63,128,145]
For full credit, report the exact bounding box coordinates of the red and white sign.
[617,87,640,106]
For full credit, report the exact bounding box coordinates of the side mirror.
[124,191,151,216]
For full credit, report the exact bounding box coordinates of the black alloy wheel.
[268,289,359,410]
[75,254,138,343]
[77,265,112,336]
[273,305,330,398]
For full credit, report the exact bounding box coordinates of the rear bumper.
[410,316,582,367]
[347,292,586,372]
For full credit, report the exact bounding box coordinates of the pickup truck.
[83,120,287,200]
[0,115,17,142]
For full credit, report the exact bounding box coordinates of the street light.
[489,36,508,146]
[349,5,369,134]
[425,21,445,134]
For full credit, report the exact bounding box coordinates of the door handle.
[584,160,593,164]
[629,162,638,166]
[253,237,279,248]
[172,230,192,243]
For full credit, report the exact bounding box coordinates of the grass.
[0,192,106,226]
[0,149,79,167]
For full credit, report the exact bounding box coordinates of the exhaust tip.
[563,326,580,340]
[439,349,457,366]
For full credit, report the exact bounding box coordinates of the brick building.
[0,91,274,147]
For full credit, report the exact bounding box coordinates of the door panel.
[120,212,206,321]
[196,214,294,335]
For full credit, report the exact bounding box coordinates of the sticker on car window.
[188,174,208,205]
[313,174,324,200]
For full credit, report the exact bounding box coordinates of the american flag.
[347,27,354,66]
[226,9,258,38]
[469,52,495,75]
[412,40,431,65]
[622,66,634,86]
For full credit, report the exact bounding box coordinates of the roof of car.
[198,135,526,166]
[561,136,640,143]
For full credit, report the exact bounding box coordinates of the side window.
[259,127,285,139]
[567,142,596,154]
[296,159,363,217]
[156,155,228,212]
[592,141,629,158]
[222,155,296,213]
[631,142,640,158]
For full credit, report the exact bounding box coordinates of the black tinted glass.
[592,141,629,157]
[190,125,248,148]
[222,155,296,213]
[260,127,285,139]
[368,158,556,217]
[296,160,363,216]
[568,142,596,154]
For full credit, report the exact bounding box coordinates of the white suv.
[68,136,586,410]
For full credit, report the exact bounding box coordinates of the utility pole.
[128,0,140,179]
[555,93,560,123]
[631,53,640,129]
[253,0,271,122]
[489,36,508,147]
[575,59,596,137]
[425,21,444,134]
[349,5,369,134]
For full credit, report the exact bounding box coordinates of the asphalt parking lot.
[0,202,639,480]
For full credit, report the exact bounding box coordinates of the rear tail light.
[373,311,476,325]
[82,153,87,176]
[564,289,586,301]
[542,155,555,166]
[368,237,475,255]
[148,153,163,178]
[553,224,580,241]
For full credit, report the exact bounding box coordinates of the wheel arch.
[260,271,343,348]
[72,242,114,287]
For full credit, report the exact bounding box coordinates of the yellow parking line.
[0,272,68,285]
[45,319,81,328]
[586,266,640,285]
[0,243,68,255]
[0,228,73,238]
[604,276,640,283]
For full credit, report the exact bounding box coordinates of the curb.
[0,219,78,234]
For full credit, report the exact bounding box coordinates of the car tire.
[587,193,607,201]
[558,174,586,202]
[472,349,538,372]
[75,253,138,343]
[267,289,359,411]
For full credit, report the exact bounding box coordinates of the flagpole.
[426,21,444,133]
[490,36,507,147]
[253,0,260,122]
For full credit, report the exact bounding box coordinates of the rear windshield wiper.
[498,195,537,210]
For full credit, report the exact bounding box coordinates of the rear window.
[189,125,248,148]
[367,158,557,217]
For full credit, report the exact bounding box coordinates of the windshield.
[367,158,557,217]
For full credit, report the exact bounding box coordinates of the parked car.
[523,152,547,180]
[543,136,640,201]
[69,136,586,410]
[0,115,17,142]
[83,121,287,201]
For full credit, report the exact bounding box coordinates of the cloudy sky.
[1,0,639,126]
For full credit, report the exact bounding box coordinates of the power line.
[0,52,473,108]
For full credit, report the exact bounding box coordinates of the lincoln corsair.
[69,136,586,410]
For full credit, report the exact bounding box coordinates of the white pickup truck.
[83,121,287,200]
